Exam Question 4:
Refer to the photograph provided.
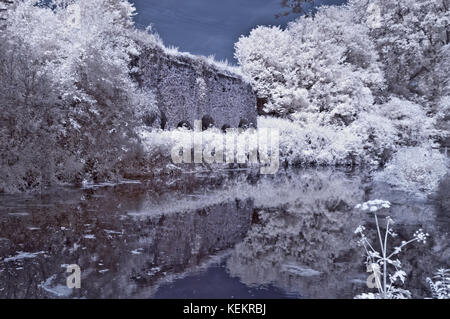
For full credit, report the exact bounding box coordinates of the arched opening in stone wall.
[238,119,249,129]
[221,124,231,132]
[177,120,192,130]
[201,115,215,131]
[257,97,268,115]
[160,111,167,130]
[143,112,157,127]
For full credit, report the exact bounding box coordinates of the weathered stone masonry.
[137,46,258,130]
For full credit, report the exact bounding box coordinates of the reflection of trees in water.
[227,170,366,298]
[435,174,450,216]
[366,178,450,298]
[0,169,448,298]
[227,170,449,298]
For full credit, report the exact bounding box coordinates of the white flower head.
[355,199,391,213]
[413,229,429,244]
[354,225,366,235]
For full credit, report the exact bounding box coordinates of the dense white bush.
[137,115,444,179]
[376,97,439,146]
[374,146,448,194]
[0,0,157,192]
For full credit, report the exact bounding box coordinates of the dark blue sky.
[130,0,345,63]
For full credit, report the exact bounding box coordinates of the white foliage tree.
[350,0,450,105]
[0,0,157,192]
[235,4,385,126]
[235,0,447,172]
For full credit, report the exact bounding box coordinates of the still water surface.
[0,168,448,298]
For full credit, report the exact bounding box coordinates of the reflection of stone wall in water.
[0,187,253,298]
[88,199,255,298]
[0,169,448,298]
[129,199,253,273]
[137,45,257,130]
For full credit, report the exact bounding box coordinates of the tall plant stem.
[383,220,390,295]
[374,213,386,297]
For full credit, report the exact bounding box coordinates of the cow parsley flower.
[353,199,431,299]
[354,225,365,234]
[355,200,391,213]
[413,229,429,244]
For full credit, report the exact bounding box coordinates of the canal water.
[0,168,448,298]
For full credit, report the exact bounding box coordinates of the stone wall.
[0,0,14,29]
[137,45,257,130]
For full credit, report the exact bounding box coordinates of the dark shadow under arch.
[221,124,231,132]
[238,119,249,129]
[143,112,157,127]
[160,111,167,130]
[201,115,215,131]
[177,120,192,130]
